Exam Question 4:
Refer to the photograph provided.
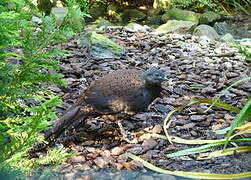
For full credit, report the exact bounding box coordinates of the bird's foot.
[117,120,137,144]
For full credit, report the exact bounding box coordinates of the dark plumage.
[45,68,167,143]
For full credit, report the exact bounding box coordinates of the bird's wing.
[84,70,145,114]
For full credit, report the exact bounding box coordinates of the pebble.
[154,104,171,113]
[67,156,86,165]
[230,88,248,96]
[180,122,195,129]
[127,146,143,154]
[142,139,158,150]
[174,119,188,126]
[100,150,111,157]
[152,124,163,134]
[190,115,206,122]
[225,72,239,78]
[94,157,109,168]
[111,147,125,156]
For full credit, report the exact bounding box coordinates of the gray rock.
[126,23,150,32]
[156,20,196,34]
[111,147,125,156]
[190,115,206,122]
[95,18,113,28]
[214,22,251,39]
[147,8,162,16]
[199,11,221,24]
[225,72,239,78]
[193,24,219,40]
[122,9,146,23]
[79,32,125,59]
[220,33,235,42]
[94,157,109,168]
[146,15,163,25]
[162,8,199,24]
[214,22,234,35]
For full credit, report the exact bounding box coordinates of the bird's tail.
[32,105,95,152]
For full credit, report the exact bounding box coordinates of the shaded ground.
[42,26,251,179]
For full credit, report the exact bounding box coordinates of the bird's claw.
[117,120,138,144]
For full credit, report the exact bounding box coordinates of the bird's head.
[142,68,167,85]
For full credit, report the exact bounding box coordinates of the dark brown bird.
[45,68,167,143]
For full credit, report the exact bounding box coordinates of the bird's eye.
[154,73,160,77]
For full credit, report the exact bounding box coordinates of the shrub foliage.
[0,0,86,174]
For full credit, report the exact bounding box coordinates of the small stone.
[224,114,234,120]
[122,160,144,170]
[75,176,90,180]
[212,123,224,131]
[220,33,234,42]
[49,86,62,93]
[173,87,188,95]
[128,146,143,154]
[214,48,222,54]
[62,77,76,85]
[152,124,163,134]
[117,154,129,163]
[65,171,77,180]
[85,147,97,153]
[201,87,216,94]
[225,72,239,78]
[142,139,158,150]
[100,150,111,157]
[190,130,198,136]
[190,115,206,122]
[154,104,171,113]
[180,122,195,129]
[199,121,210,127]
[175,119,188,126]
[67,156,86,165]
[86,153,98,159]
[94,157,109,168]
[113,163,124,170]
[229,88,248,96]
[163,97,177,104]
[80,164,91,171]
[111,146,125,156]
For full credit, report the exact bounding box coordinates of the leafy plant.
[169,0,251,15]
[170,0,219,12]
[219,0,251,15]
[0,0,86,175]
[234,44,251,61]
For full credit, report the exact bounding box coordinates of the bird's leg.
[117,120,137,143]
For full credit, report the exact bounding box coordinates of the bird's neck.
[144,83,162,96]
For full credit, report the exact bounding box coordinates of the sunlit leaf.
[224,97,251,148]
[197,146,251,160]
[166,142,223,158]
[127,153,251,179]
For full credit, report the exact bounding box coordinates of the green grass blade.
[166,142,223,158]
[127,153,251,179]
[224,97,251,148]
